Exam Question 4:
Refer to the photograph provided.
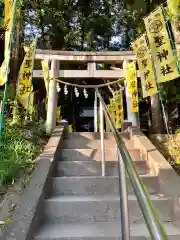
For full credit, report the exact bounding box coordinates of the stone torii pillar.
[46,60,60,133]
[123,60,139,127]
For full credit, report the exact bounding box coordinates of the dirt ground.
[0,171,31,235]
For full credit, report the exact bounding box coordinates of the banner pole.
[151,62,171,135]
[157,86,170,136]
[0,0,17,136]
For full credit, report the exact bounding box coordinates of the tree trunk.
[150,93,164,133]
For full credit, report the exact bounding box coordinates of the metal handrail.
[96,89,168,240]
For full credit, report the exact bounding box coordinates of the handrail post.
[94,90,98,132]
[118,149,130,240]
[100,99,105,176]
[96,89,168,240]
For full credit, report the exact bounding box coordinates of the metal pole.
[118,149,130,240]
[94,90,98,132]
[100,99,105,176]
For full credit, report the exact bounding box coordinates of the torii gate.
[33,50,139,133]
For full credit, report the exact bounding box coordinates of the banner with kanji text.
[110,97,116,126]
[41,60,49,93]
[125,62,139,112]
[105,104,110,131]
[0,0,14,86]
[144,7,179,83]
[114,90,124,129]
[132,35,157,98]
[17,38,37,108]
[125,61,136,93]
[4,0,14,59]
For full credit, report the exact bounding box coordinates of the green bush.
[0,121,47,190]
[176,127,180,134]
[167,134,180,164]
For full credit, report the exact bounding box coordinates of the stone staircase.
[33,132,180,239]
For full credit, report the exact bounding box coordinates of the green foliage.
[0,121,47,190]
[0,85,16,103]
[0,0,4,27]
[56,107,61,122]
[0,86,38,125]
[167,135,180,164]
[158,79,180,104]
[167,0,180,17]
[68,124,73,132]
[0,85,17,119]
[20,0,138,50]
[176,127,180,133]
[15,0,165,52]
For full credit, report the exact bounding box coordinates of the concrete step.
[57,148,142,162]
[59,138,134,149]
[34,222,180,240]
[63,132,130,140]
[54,160,148,177]
[43,195,174,224]
[48,175,159,196]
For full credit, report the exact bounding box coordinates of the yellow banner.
[17,38,37,107]
[1,0,14,85]
[125,61,136,93]
[41,60,49,93]
[144,7,179,83]
[97,110,100,131]
[56,107,61,122]
[132,35,157,98]
[19,92,34,109]
[0,60,7,86]
[105,105,110,131]
[5,0,14,59]
[115,90,124,129]
[125,62,139,112]
[68,124,73,132]
[131,92,138,113]
[5,0,8,22]
[110,97,116,125]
